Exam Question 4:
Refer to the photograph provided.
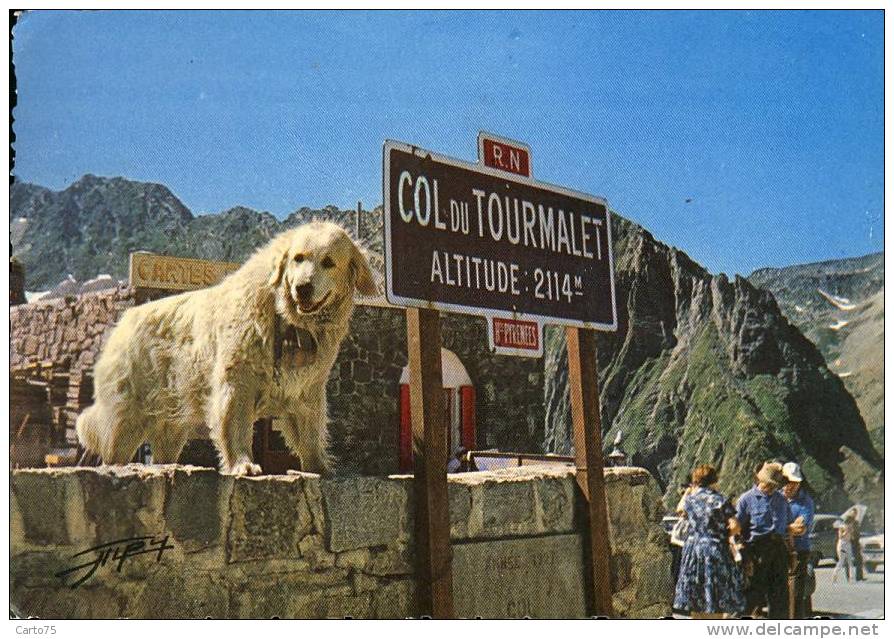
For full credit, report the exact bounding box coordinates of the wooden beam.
[405,307,454,619]
[566,326,614,617]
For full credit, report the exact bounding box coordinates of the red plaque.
[491,317,540,352]
[479,133,531,177]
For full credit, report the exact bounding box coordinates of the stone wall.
[10,286,136,372]
[10,465,672,619]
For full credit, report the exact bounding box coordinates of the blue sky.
[12,10,884,276]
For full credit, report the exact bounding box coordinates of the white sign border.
[382,139,619,332]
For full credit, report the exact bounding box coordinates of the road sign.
[129,253,240,292]
[386,135,617,618]
[478,131,531,177]
[383,140,618,330]
[487,316,543,357]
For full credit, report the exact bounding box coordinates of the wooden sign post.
[566,327,614,617]
[406,307,454,618]
[384,135,618,619]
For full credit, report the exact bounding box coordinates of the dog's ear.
[267,236,291,288]
[350,243,379,297]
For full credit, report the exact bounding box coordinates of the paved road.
[811,563,884,619]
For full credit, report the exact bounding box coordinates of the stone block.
[321,476,410,552]
[298,472,326,534]
[298,533,336,569]
[10,489,26,550]
[371,578,416,619]
[10,551,74,591]
[605,482,651,539]
[452,534,586,619]
[13,583,122,619]
[11,473,68,546]
[12,468,97,548]
[79,465,169,542]
[228,475,313,562]
[447,482,472,538]
[480,479,535,536]
[633,551,674,610]
[366,543,414,576]
[535,475,575,533]
[128,570,230,619]
[231,580,308,619]
[351,571,379,593]
[318,586,372,619]
[164,467,230,552]
[230,575,360,619]
[335,548,370,570]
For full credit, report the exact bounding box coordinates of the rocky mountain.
[11,176,194,290]
[543,218,882,512]
[10,175,882,512]
[749,254,884,517]
[9,175,378,291]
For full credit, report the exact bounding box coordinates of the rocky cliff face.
[748,253,884,517]
[543,217,882,510]
[11,176,194,289]
[748,253,884,450]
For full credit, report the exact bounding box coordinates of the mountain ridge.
[10,175,369,290]
[10,174,882,511]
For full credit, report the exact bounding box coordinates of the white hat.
[783,462,803,482]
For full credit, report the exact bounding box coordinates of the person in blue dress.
[674,464,746,618]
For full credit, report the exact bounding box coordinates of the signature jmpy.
[54,534,175,589]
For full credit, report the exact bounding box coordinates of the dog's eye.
[321,256,335,269]
[294,253,305,263]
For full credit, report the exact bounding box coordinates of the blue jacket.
[736,485,793,543]
[787,489,815,552]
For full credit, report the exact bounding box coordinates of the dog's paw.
[226,460,263,476]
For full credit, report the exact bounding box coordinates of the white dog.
[76,221,377,475]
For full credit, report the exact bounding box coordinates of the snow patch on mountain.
[818,288,857,311]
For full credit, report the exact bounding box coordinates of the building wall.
[10,465,672,619]
[10,286,136,373]
[327,306,546,475]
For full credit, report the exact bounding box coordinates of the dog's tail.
[75,405,104,462]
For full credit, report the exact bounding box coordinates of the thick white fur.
[76,221,377,476]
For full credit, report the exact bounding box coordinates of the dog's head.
[267,221,378,323]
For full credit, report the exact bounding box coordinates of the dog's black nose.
[296,283,314,300]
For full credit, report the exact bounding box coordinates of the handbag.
[670,516,691,547]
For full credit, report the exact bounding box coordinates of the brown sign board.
[129,253,241,292]
[383,140,618,330]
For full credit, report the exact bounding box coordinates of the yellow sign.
[129,253,241,292]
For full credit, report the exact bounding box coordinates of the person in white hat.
[782,462,815,618]
[736,461,806,618]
